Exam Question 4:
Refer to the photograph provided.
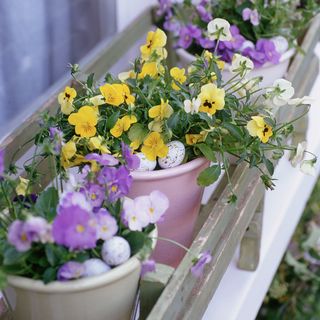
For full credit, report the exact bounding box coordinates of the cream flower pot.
[3,230,157,320]
[176,47,295,87]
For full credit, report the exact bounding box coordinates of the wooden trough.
[0,7,319,320]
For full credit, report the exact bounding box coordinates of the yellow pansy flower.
[204,50,213,61]
[110,115,137,138]
[148,99,173,122]
[198,83,225,115]
[88,136,110,154]
[185,133,207,145]
[247,116,273,143]
[141,132,168,161]
[68,106,98,138]
[170,67,186,90]
[58,86,77,115]
[61,140,77,164]
[99,84,124,106]
[16,177,29,196]
[140,28,167,61]
[130,140,141,150]
[120,84,135,105]
[138,62,164,79]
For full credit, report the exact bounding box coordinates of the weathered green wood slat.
[146,14,320,320]
[0,7,153,162]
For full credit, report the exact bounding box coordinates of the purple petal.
[191,251,212,278]
[85,153,119,166]
[141,259,156,277]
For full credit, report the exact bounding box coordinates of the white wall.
[116,0,157,31]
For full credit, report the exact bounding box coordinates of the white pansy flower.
[268,79,295,106]
[207,18,232,41]
[270,36,289,54]
[230,54,254,77]
[118,70,134,82]
[184,97,201,114]
[300,159,316,176]
[89,95,105,106]
[288,96,314,106]
[291,141,307,167]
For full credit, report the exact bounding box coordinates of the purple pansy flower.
[7,220,32,252]
[121,142,140,170]
[58,191,92,212]
[83,183,105,208]
[7,217,52,252]
[52,204,97,251]
[242,8,260,26]
[57,261,85,281]
[217,25,245,63]
[49,127,63,154]
[156,0,172,16]
[141,259,156,277]
[256,39,280,64]
[95,208,118,240]
[85,153,119,166]
[196,5,212,22]
[98,166,132,202]
[23,217,53,244]
[242,47,266,67]
[177,26,194,49]
[198,37,215,49]
[191,250,212,278]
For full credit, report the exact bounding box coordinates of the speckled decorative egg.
[158,141,185,169]
[101,236,131,266]
[135,152,157,171]
[83,259,111,277]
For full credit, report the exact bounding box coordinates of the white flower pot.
[3,230,157,320]
[176,47,295,87]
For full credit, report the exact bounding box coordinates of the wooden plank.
[237,197,264,271]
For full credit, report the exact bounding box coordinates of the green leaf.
[43,267,57,284]
[196,143,217,162]
[87,73,95,89]
[222,123,244,141]
[3,247,27,265]
[105,111,120,130]
[35,187,59,221]
[128,123,148,143]
[0,269,7,289]
[123,231,147,255]
[197,165,221,186]
[263,158,274,176]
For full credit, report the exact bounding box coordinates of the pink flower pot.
[129,157,210,267]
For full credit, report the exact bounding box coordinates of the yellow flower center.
[76,225,85,233]
[149,208,155,215]
[20,233,27,242]
[91,193,97,200]
[111,185,118,192]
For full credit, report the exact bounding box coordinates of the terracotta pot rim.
[131,157,209,181]
[176,47,295,68]
[7,228,157,293]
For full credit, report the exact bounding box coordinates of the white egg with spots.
[135,152,157,171]
[158,141,185,169]
[83,259,110,277]
[101,236,131,266]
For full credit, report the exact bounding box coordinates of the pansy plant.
[156,0,319,67]
[34,26,317,202]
